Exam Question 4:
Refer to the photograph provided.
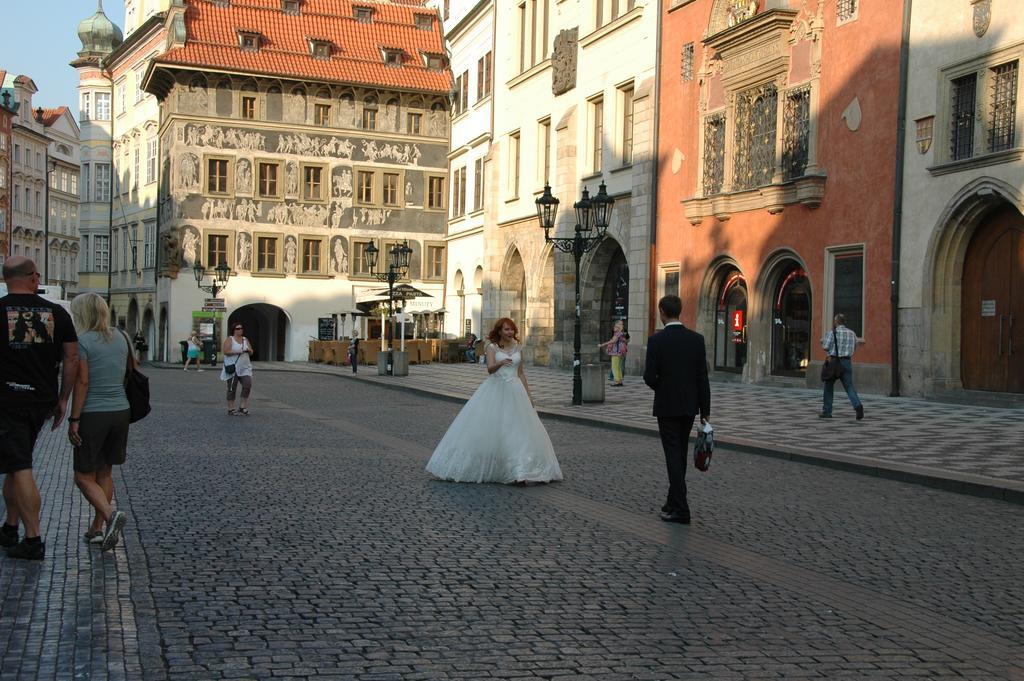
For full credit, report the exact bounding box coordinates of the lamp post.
[193,260,232,364]
[363,239,412,375]
[535,182,615,406]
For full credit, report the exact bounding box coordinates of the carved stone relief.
[161,227,181,275]
[972,0,991,38]
[428,109,447,137]
[276,133,354,158]
[551,29,579,96]
[235,159,252,194]
[181,226,201,266]
[283,236,297,274]
[330,236,349,274]
[841,97,862,132]
[186,124,266,151]
[360,140,420,164]
[286,162,299,196]
[236,231,252,271]
[177,152,199,192]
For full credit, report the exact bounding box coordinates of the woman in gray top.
[67,293,129,552]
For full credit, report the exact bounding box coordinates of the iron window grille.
[782,85,811,180]
[988,60,1018,153]
[837,0,857,22]
[734,83,778,191]
[703,113,726,196]
[950,73,977,160]
[682,43,694,83]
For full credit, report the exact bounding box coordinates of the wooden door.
[961,207,1024,393]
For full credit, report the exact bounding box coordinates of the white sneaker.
[198,369,204,372]
[101,511,127,551]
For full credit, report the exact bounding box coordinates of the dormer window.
[423,53,444,71]
[282,0,300,14]
[414,14,434,31]
[383,49,404,67]
[238,31,260,52]
[309,39,333,60]
[354,6,373,23]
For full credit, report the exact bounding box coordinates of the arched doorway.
[127,298,140,334]
[715,270,748,373]
[598,247,629,346]
[141,307,155,362]
[499,248,526,338]
[227,303,290,361]
[961,205,1024,393]
[158,305,168,362]
[770,262,811,377]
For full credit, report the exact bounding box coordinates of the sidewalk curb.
[151,361,1024,505]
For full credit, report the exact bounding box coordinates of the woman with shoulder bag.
[221,322,255,415]
[67,293,129,552]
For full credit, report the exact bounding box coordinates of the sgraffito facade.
[144,0,451,361]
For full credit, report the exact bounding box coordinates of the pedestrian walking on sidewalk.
[598,320,629,386]
[819,314,864,420]
[183,332,203,371]
[0,257,80,560]
[643,295,711,525]
[222,323,255,415]
[67,293,130,551]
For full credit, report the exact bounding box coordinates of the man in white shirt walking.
[819,313,864,420]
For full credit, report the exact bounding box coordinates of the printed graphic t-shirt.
[0,294,78,408]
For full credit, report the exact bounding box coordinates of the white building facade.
[488,0,657,371]
[898,0,1023,399]
[41,108,82,295]
[432,0,494,340]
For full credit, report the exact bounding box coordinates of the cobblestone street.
[2,368,1023,680]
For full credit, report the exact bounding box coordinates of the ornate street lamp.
[192,259,232,366]
[364,240,412,375]
[193,259,232,298]
[535,182,614,406]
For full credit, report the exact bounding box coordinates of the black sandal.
[228,409,238,416]
[238,408,250,416]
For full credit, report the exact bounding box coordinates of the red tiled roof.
[154,0,450,94]
[38,107,69,127]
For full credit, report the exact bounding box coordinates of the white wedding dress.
[426,344,563,484]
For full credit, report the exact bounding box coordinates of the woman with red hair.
[426,317,562,483]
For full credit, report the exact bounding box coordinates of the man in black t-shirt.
[0,257,79,560]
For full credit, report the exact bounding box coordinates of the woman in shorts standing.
[67,293,129,552]
[221,322,254,415]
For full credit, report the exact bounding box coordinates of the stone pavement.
[253,359,1024,502]
[2,370,1023,680]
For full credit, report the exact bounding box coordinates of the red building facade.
[656,0,904,393]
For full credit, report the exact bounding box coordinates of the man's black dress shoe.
[660,511,691,524]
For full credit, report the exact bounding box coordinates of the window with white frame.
[509,131,521,197]
[145,221,156,268]
[95,235,109,272]
[826,246,864,338]
[95,163,111,202]
[474,157,485,212]
[147,137,158,184]
[452,166,467,217]
[96,92,111,120]
[518,0,550,73]
[620,85,634,165]
[80,92,91,120]
[477,51,492,101]
[596,0,637,29]
[537,118,551,184]
[590,96,604,173]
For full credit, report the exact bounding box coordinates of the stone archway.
[527,248,556,365]
[499,248,527,340]
[579,238,627,364]
[158,305,168,362]
[227,303,290,361]
[127,298,140,334]
[924,178,1024,395]
[752,250,811,382]
[141,307,155,362]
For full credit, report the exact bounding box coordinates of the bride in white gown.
[426,317,563,484]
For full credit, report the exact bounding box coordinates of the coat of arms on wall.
[727,0,758,27]
[972,0,991,38]
[551,28,579,96]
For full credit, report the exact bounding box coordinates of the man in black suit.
[643,295,711,524]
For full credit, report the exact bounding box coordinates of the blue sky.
[0,1,126,114]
